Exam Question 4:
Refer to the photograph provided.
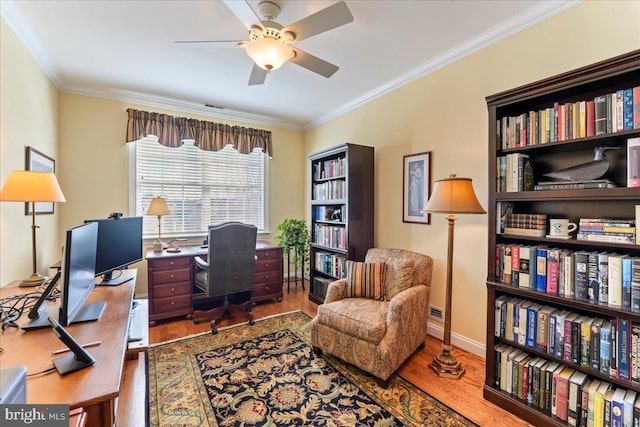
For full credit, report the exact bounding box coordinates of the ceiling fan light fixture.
[245,36,293,72]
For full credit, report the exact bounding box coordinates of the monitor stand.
[97,269,136,286]
[20,301,106,330]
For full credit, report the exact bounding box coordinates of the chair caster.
[312,346,323,355]
[212,327,218,334]
[193,318,200,324]
[249,319,255,326]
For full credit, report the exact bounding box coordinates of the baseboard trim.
[427,323,486,358]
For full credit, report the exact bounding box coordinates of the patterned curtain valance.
[125,108,273,157]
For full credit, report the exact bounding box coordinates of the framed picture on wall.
[25,146,56,215]
[402,151,431,224]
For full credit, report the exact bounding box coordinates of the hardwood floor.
[118,281,531,426]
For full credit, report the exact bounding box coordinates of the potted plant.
[275,218,309,287]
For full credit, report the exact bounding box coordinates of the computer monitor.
[58,221,105,326]
[84,216,143,285]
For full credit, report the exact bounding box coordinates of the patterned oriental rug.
[147,311,477,426]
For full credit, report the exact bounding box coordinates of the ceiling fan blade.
[223,0,262,31]
[174,40,241,49]
[248,64,268,85]
[285,1,353,42]
[289,48,338,78]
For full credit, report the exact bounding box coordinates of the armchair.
[310,248,433,387]
[192,222,257,334]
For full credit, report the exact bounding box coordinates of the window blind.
[135,137,266,238]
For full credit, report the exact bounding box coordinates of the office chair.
[192,222,257,333]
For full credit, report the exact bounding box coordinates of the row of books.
[577,218,637,245]
[312,224,346,250]
[494,342,639,426]
[312,180,345,201]
[503,213,547,230]
[495,244,640,312]
[314,251,346,279]
[497,86,640,149]
[495,296,639,383]
[534,179,617,191]
[313,205,344,223]
[312,157,345,181]
[497,152,530,192]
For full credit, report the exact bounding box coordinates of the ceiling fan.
[175,1,354,85]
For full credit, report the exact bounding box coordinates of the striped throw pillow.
[344,261,386,300]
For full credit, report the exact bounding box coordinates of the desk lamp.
[423,174,485,379]
[146,196,170,252]
[0,170,66,286]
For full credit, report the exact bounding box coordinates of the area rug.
[147,311,477,426]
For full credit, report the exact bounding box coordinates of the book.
[577,233,636,244]
[575,251,590,301]
[590,317,604,371]
[511,245,520,286]
[611,388,626,427]
[624,88,634,131]
[633,258,640,313]
[618,317,631,382]
[594,382,612,427]
[537,248,548,292]
[637,205,640,245]
[568,370,588,426]
[495,295,510,337]
[587,252,600,302]
[534,179,617,191]
[586,379,602,427]
[537,305,556,353]
[598,252,609,305]
[595,95,607,135]
[622,389,636,427]
[609,254,624,308]
[586,99,595,137]
[600,320,612,376]
[518,246,532,289]
[635,86,640,129]
[547,248,560,295]
[580,317,593,368]
[504,227,546,237]
[629,137,640,188]
[632,321,640,384]
[555,366,575,421]
[564,312,579,363]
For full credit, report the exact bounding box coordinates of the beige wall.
[304,0,640,350]
[1,19,60,286]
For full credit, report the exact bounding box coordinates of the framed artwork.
[402,151,431,224]
[25,146,56,215]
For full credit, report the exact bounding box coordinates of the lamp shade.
[245,37,293,71]
[424,174,485,215]
[0,170,66,202]
[146,196,170,216]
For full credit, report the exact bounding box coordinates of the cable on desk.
[26,366,56,377]
[0,280,60,330]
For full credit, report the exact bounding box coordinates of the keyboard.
[128,305,145,342]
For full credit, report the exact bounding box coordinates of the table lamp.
[423,173,485,379]
[0,170,67,286]
[146,196,170,252]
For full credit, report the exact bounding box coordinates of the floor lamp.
[0,170,66,286]
[423,174,485,379]
[146,196,170,252]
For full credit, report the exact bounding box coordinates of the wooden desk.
[146,240,283,324]
[0,274,135,427]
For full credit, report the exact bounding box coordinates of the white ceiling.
[2,0,578,130]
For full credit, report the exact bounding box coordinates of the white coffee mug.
[549,219,577,237]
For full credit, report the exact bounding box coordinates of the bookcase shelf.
[485,50,640,427]
[308,143,374,304]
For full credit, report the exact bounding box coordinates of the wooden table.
[0,273,135,426]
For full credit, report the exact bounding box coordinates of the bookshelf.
[308,143,374,304]
[484,50,640,426]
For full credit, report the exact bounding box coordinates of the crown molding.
[303,0,581,130]
[61,84,304,131]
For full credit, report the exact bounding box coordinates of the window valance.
[125,108,273,157]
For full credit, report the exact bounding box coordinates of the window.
[131,136,267,239]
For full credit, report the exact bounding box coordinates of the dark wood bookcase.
[484,50,640,426]
[308,143,374,304]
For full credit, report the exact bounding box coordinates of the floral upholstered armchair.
[309,248,433,387]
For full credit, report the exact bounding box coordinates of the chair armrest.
[324,279,347,304]
[386,284,429,328]
[194,256,209,270]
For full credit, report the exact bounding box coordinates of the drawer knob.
[171,287,175,292]
[265,252,270,257]
[170,274,175,279]
[171,301,175,305]
[265,263,269,268]
[265,275,269,279]
[265,286,269,290]
[170,261,174,265]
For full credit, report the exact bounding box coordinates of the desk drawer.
[153,282,191,299]
[254,271,281,284]
[154,294,192,313]
[256,248,281,261]
[148,257,191,269]
[151,267,191,285]
[253,282,282,298]
[255,259,281,273]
